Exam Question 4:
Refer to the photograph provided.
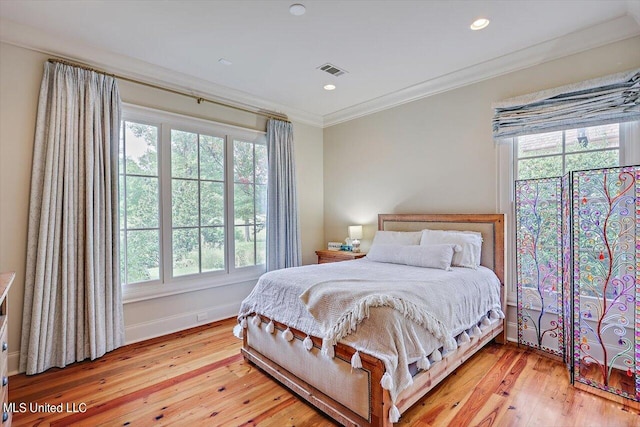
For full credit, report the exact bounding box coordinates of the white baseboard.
[7,302,240,376]
[506,321,518,343]
[124,301,239,345]
[8,351,19,377]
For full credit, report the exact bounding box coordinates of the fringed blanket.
[300,279,456,349]
[237,259,502,422]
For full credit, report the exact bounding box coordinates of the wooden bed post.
[494,214,507,345]
[369,356,392,427]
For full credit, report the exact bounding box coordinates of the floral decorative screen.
[571,166,639,402]
[516,165,639,403]
[516,178,564,356]
[561,173,572,368]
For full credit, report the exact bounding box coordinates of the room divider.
[515,165,639,405]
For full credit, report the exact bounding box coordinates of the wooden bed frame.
[241,213,506,426]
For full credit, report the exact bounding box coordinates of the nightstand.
[315,250,366,264]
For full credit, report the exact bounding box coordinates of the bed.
[237,213,506,426]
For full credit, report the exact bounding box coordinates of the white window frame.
[121,104,267,303]
[497,121,640,305]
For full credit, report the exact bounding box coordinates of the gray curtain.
[266,119,301,270]
[19,62,125,375]
[493,68,640,139]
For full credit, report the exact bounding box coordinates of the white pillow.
[372,230,422,246]
[420,229,482,269]
[366,243,459,270]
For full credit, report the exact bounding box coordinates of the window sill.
[122,269,263,304]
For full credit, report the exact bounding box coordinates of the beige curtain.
[266,119,301,270]
[19,62,125,375]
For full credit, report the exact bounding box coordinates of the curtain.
[493,68,640,139]
[266,119,301,270]
[19,62,124,375]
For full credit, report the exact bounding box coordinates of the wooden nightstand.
[315,250,366,264]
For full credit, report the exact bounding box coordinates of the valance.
[493,68,640,139]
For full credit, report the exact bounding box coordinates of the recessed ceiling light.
[470,18,490,31]
[324,84,336,91]
[289,4,306,16]
[218,58,232,66]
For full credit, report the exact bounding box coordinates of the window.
[498,120,639,303]
[515,123,638,301]
[516,123,620,180]
[119,106,267,297]
[170,129,226,276]
[232,140,268,268]
[120,121,161,284]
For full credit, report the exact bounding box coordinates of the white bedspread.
[237,258,502,417]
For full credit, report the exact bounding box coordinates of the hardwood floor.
[9,318,639,426]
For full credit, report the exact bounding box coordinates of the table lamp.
[348,225,363,253]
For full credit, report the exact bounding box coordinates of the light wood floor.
[9,318,639,426]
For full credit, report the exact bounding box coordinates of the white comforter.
[237,258,502,418]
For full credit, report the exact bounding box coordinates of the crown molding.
[627,1,640,25]
[2,15,638,130]
[0,18,324,128]
[322,15,640,128]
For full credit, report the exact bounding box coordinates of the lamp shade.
[348,225,363,240]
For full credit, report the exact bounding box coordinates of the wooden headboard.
[377,213,505,286]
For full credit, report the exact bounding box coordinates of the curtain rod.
[47,58,290,124]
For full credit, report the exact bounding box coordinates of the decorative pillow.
[366,243,459,270]
[372,230,422,246]
[420,229,482,269]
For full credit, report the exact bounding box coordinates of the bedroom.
[0,0,639,425]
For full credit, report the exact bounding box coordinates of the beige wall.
[322,36,640,250]
[322,36,640,343]
[1,34,638,373]
[0,42,324,373]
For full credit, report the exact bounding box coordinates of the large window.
[119,106,267,296]
[499,121,639,302]
[516,123,620,180]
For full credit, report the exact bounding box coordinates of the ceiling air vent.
[317,63,348,77]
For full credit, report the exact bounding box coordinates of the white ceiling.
[1,1,639,126]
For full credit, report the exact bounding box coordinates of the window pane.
[255,225,266,265]
[120,230,126,284]
[235,225,255,267]
[172,179,199,227]
[518,156,562,180]
[201,227,225,272]
[565,150,619,173]
[119,174,125,230]
[173,228,199,276]
[255,144,267,184]
[200,134,224,181]
[126,229,160,283]
[565,124,619,153]
[126,176,159,229]
[256,184,267,224]
[234,140,254,183]
[125,122,158,176]
[171,130,198,179]
[517,131,562,158]
[201,181,224,226]
[234,183,254,225]
[119,125,125,174]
